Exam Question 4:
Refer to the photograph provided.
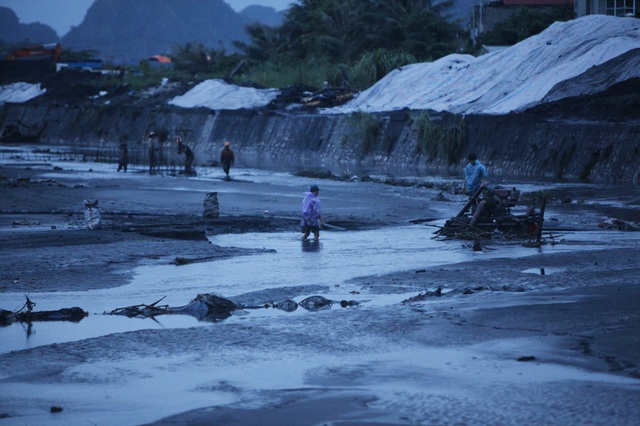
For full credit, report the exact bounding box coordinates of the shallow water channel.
[2,152,640,425]
[2,182,636,355]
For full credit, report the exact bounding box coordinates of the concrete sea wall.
[2,103,639,183]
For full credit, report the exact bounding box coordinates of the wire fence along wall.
[0,145,190,174]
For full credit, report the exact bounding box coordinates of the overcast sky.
[0,0,297,36]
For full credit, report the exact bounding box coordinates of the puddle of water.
[3,148,640,356]
[2,223,629,355]
[0,313,203,355]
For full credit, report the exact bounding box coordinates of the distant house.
[471,0,572,42]
[574,0,637,17]
[471,0,637,45]
[147,55,173,68]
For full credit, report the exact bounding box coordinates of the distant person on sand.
[463,153,487,197]
[220,140,235,179]
[148,132,158,175]
[300,184,323,242]
[117,142,128,172]
[176,137,195,176]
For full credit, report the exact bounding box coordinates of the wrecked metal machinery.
[435,186,546,240]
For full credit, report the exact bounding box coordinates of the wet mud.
[1,156,639,425]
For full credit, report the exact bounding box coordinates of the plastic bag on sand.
[84,199,101,229]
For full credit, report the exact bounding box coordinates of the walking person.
[117,142,128,172]
[220,140,234,180]
[176,137,195,176]
[300,184,324,242]
[148,132,158,175]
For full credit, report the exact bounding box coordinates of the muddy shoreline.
[1,159,639,424]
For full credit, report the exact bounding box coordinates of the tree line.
[145,0,574,91]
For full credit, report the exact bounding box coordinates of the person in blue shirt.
[464,153,487,196]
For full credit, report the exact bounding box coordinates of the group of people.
[120,141,487,242]
[117,132,235,178]
[300,153,487,243]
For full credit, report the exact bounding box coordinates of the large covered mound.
[1,15,639,122]
[168,79,280,110]
[330,15,640,115]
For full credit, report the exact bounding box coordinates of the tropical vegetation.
[127,0,574,93]
[233,0,462,89]
[122,0,462,90]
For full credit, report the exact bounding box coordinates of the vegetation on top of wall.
[414,111,465,164]
[351,112,382,156]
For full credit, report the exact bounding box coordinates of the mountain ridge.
[1,1,283,64]
[0,7,59,45]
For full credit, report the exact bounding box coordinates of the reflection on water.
[301,239,321,252]
[2,222,629,355]
[2,150,640,355]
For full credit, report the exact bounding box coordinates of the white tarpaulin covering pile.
[1,16,638,115]
[328,15,640,115]
[0,82,46,104]
[168,79,279,110]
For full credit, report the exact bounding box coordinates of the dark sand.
[1,161,639,425]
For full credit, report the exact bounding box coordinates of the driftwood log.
[0,296,87,326]
[109,293,359,322]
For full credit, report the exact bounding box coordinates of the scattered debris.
[108,293,359,322]
[12,218,41,227]
[599,217,640,231]
[109,296,173,319]
[83,198,101,229]
[434,186,546,244]
[301,86,358,109]
[0,296,87,326]
[517,356,537,362]
[203,192,220,219]
[403,287,443,302]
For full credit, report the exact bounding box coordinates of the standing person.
[300,184,324,241]
[220,140,235,180]
[176,137,195,175]
[464,153,487,197]
[117,142,128,172]
[148,132,158,175]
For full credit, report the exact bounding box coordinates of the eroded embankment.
[2,102,640,182]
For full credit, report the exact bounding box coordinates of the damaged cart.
[434,185,546,242]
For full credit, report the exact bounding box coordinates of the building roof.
[502,0,572,4]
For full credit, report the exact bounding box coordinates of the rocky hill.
[60,0,271,64]
[239,5,284,27]
[0,7,59,45]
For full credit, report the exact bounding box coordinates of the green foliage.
[415,111,465,163]
[352,112,382,155]
[236,58,331,89]
[233,23,284,63]
[348,49,417,90]
[59,48,100,62]
[480,5,574,46]
[234,0,462,89]
[170,43,244,78]
[123,61,162,90]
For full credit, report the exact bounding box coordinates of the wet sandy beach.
[0,153,639,425]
